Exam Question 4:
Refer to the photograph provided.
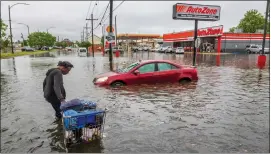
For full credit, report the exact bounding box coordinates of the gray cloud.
[1,1,267,42]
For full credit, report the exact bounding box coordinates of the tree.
[21,40,28,46]
[28,32,56,48]
[229,9,270,33]
[229,27,237,33]
[78,41,91,49]
[0,20,9,52]
[238,9,268,33]
[55,41,63,47]
[0,19,8,39]
[101,36,104,46]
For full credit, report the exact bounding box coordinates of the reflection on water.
[1,51,269,153]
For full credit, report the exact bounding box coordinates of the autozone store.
[163,25,270,53]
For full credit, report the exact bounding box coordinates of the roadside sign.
[104,24,116,47]
[195,38,201,48]
[106,26,114,33]
[106,36,115,43]
[106,32,115,43]
[172,3,221,21]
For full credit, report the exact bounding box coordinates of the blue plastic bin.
[63,109,105,130]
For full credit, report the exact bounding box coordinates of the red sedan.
[93,60,198,87]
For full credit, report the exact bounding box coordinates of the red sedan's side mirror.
[134,70,140,75]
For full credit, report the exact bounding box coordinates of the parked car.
[158,47,163,52]
[93,60,198,87]
[143,46,150,51]
[138,47,143,51]
[78,48,88,56]
[246,44,269,54]
[165,46,175,53]
[132,46,138,52]
[176,47,185,54]
[258,45,270,54]
[160,46,170,53]
[21,46,35,52]
[114,47,124,54]
[41,46,49,50]
[151,47,160,52]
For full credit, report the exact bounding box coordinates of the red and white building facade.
[163,25,270,53]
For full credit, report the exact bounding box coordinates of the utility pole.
[83,24,91,41]
[109,0,114,70]
[8,5,14,54]
[261,0,270,55]
[192,20,198,66]
[102,24,105,53]
[115,15,118,46]
[86,14,98,57]
[85,23,88,41]
[21,33,24,46]
[81,32,83,42]
[83,28,85,42]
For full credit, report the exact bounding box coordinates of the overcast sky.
[1,1,268,42]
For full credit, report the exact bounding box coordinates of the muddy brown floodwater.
[1,51,270,153]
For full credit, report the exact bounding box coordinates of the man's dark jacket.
[43,68,66,101]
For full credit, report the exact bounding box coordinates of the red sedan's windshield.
[119,62,140,73]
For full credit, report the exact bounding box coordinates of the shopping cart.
[61,100,106,148]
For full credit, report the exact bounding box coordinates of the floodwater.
[1,50,270,153]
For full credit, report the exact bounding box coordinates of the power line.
[97,2,108,19]
[93,2,110,30]
[93,1,125,31]
[85,1,93,20]
[91,1,98,14]
[93,0,100,26]
[102,1,125,25]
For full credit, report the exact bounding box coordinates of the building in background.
[117,34,161,48]
[88,35,102,52]
[163,25,270,53]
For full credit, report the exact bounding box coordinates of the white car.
[246,44,269,54]
[78,48,88,56]
[138,47,143,51]
[143,46,149,51]
[161,46,169,53]
[152,47,160,52]
[165,46,175,53]
[176,47,184,54]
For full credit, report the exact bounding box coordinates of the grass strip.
[0,49,58,59]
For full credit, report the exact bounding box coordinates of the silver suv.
[246,44,270,54]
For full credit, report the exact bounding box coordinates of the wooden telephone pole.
[86,14,98,57]
[83,24,91,41]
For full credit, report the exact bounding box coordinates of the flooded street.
[1,51,270,153]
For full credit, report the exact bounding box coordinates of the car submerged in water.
[93,60,198,87]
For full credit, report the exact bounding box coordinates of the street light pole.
[18,23,30,36]
[47,27,55,33]
[8,5,14,53]
[8,3,29,54]
[27,25,29,36]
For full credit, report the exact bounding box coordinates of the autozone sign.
[173,3,221,21]
[197,25,223,37]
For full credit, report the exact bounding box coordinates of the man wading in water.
[43,61,74,120]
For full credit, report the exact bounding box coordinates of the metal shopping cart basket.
[62,107,106,148]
